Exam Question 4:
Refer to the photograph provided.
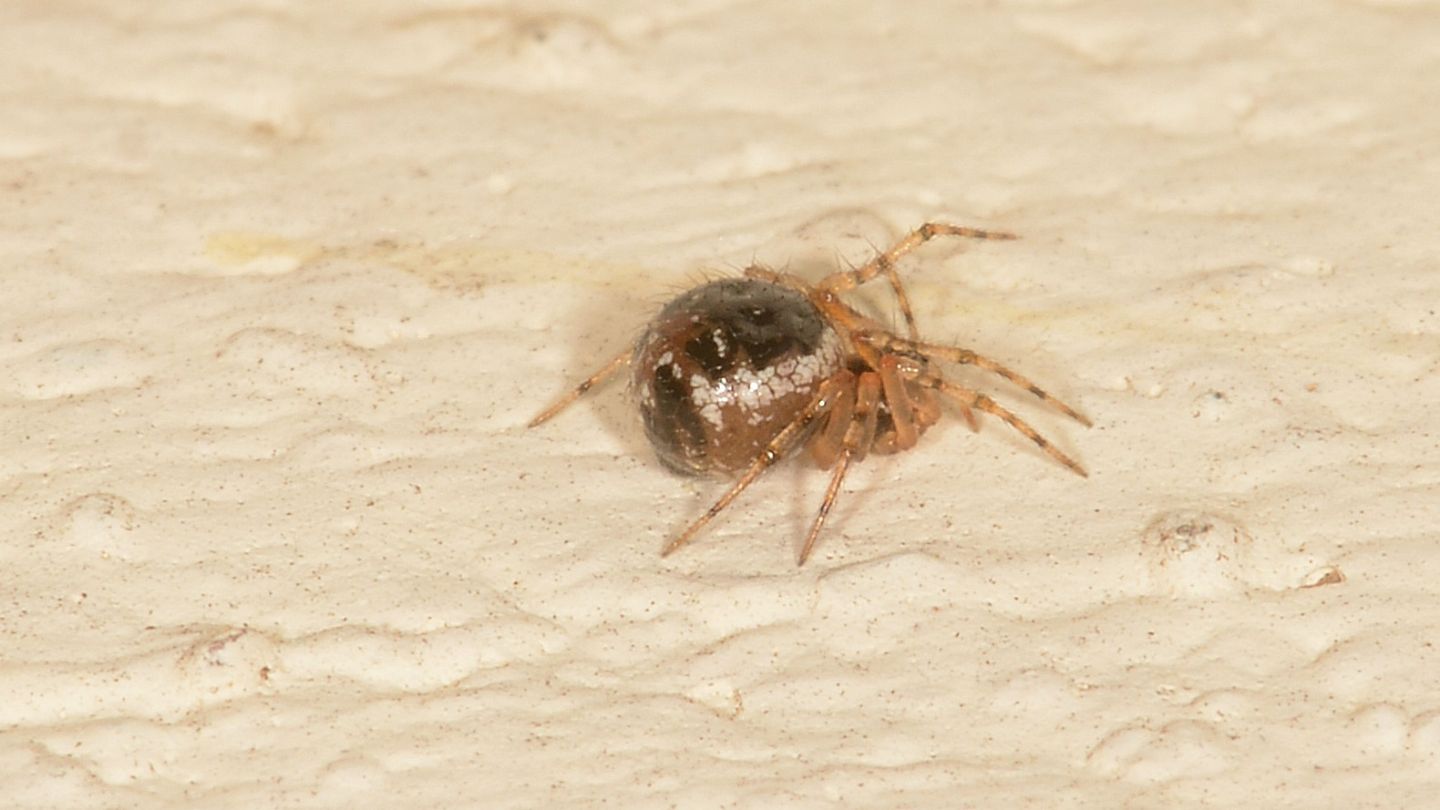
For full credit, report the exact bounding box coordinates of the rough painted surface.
[3,1,1438,807]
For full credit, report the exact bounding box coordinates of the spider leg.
[909,367,977,431]
[911,380,945,431]
[857,332,1091,426]
[909,369,1088,477]
[958,398,980,431]
[528,349,631,427]
[816,222,1019,339]
[809,371,856,469]
[799,451,851,566]
[852,371,881,462]
[876,355,919,451]
[661,376,846,558]
[797,371,880,565]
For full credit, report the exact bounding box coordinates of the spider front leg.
[810,368,881,466]
[857,332,1091,427]
[910,378,947,431]
[808,372,856,469]
[907,368,1088,477]
[661,375,847,559]
[875,354,920,451]
[798,371,880,565]
[816,222,1019,339]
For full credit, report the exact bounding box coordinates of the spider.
[529,222,1090,565]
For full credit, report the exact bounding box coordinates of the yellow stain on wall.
[203,232,323,276]
[202,231,651,291]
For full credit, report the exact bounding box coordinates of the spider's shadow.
[555,283,654,456]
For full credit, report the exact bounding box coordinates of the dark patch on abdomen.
[683,327,737,378]
[657,279,826,377]
[642,365,708,475]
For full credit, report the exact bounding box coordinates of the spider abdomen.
[632,278,845,475]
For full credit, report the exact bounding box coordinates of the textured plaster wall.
[2,1,1439,807]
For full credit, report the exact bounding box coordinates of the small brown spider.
[530,222,1090,565]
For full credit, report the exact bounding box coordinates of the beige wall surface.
[3,1,1438,807]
